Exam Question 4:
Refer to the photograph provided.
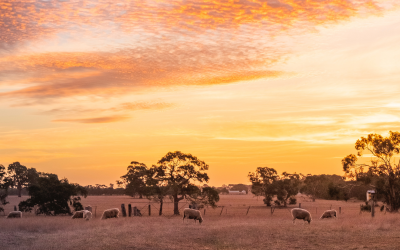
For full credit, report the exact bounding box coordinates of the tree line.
[2,131,400,214]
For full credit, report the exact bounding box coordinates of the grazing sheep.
[182,208,203,224]
[320,210,337,219]
[7,211,22,218]
[85,205,92,212]
[101,208,119,220]
[291,208,312,224]
[83,210,92,220]
[71,210,84,219]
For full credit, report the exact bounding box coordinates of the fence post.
[299,203,301,208]
[121,204,127,217]
[128,204,132,217]
[95,206,97,218]
[204,209,206,216]
[133,206,138,216]
[14,205,17,211]
[339,207,341,214]
[371,200,375,218]
[220,206,224,216]
[246,206,251,215]
[149,205,151,216]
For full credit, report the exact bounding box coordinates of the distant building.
[229,190,246,195]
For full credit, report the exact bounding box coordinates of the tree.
[274,172,301,207]
[0,164,12,214]
[248,167,279,206]
[301,175,326,201]
[8,162,29,197]
[156,151,211,215]
[118,161,149,198]
[342,131,400,211]
[145,164,171,216]
[19,173,87,215]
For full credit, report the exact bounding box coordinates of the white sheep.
[101,208,119,220]
[182,208,203,224]
[84,205,92,212]
[83,210,92,220]
[7,211,22,218]
[291,208,312,224]
[71,210,84,219]
[320,209,337,219]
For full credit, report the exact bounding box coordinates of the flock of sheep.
[5,207,336,225]
[291,208,337,224]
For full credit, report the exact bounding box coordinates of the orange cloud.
[52,115,130,124]
[0,0,397,103]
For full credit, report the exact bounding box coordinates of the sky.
[1,0,400,187]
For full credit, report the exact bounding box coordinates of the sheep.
[84,205,92,212]
[320,210,337,219]
[7,211,22,218]
[182,208,203,224]
[71,210,84,219]
[83,210,92,220]
[101,208,119,220]
[291,208,312,224]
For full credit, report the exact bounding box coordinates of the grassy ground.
[1,195,400,249]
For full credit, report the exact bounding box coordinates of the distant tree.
[248,167,279,206]
[301,175,327,201]
[342,131,400,211]
[275,172,301,207]
[328,182,341,200]
[156,151,212,215]
[19,173,87,215]
[7,162,30,197]
[118,161,149,198]
[218,187,229,195]
[0,164,12,214]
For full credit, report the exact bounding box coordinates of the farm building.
[229,190,246,195]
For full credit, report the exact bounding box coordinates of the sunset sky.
[1,0,400,187]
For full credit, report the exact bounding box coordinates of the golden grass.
[1,195,400,249]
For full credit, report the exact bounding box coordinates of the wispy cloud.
[52,115,130,124]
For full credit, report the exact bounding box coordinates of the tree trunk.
[159,200,163,216]
[174,196,179,215]
[17,183,22,197]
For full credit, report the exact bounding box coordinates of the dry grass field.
[2,195,400,249]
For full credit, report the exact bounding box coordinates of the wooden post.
[133,206,138,216]
[121,204,127,217]
[220,206,224,216]
[246,206,251,215]
[204,209,206,216]
[299,203,301,208]
[371,195,375,218]
[128,204,132,217]
[149,205,151,216]
[339,207,341,214]
[14,205,17,211]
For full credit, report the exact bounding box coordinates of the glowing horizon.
[2,0,400,187]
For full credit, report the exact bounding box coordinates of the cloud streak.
[52,115,130,124]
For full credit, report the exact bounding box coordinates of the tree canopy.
[342,131,400,211]
[19,173,87,215]
[119,151,219,215]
